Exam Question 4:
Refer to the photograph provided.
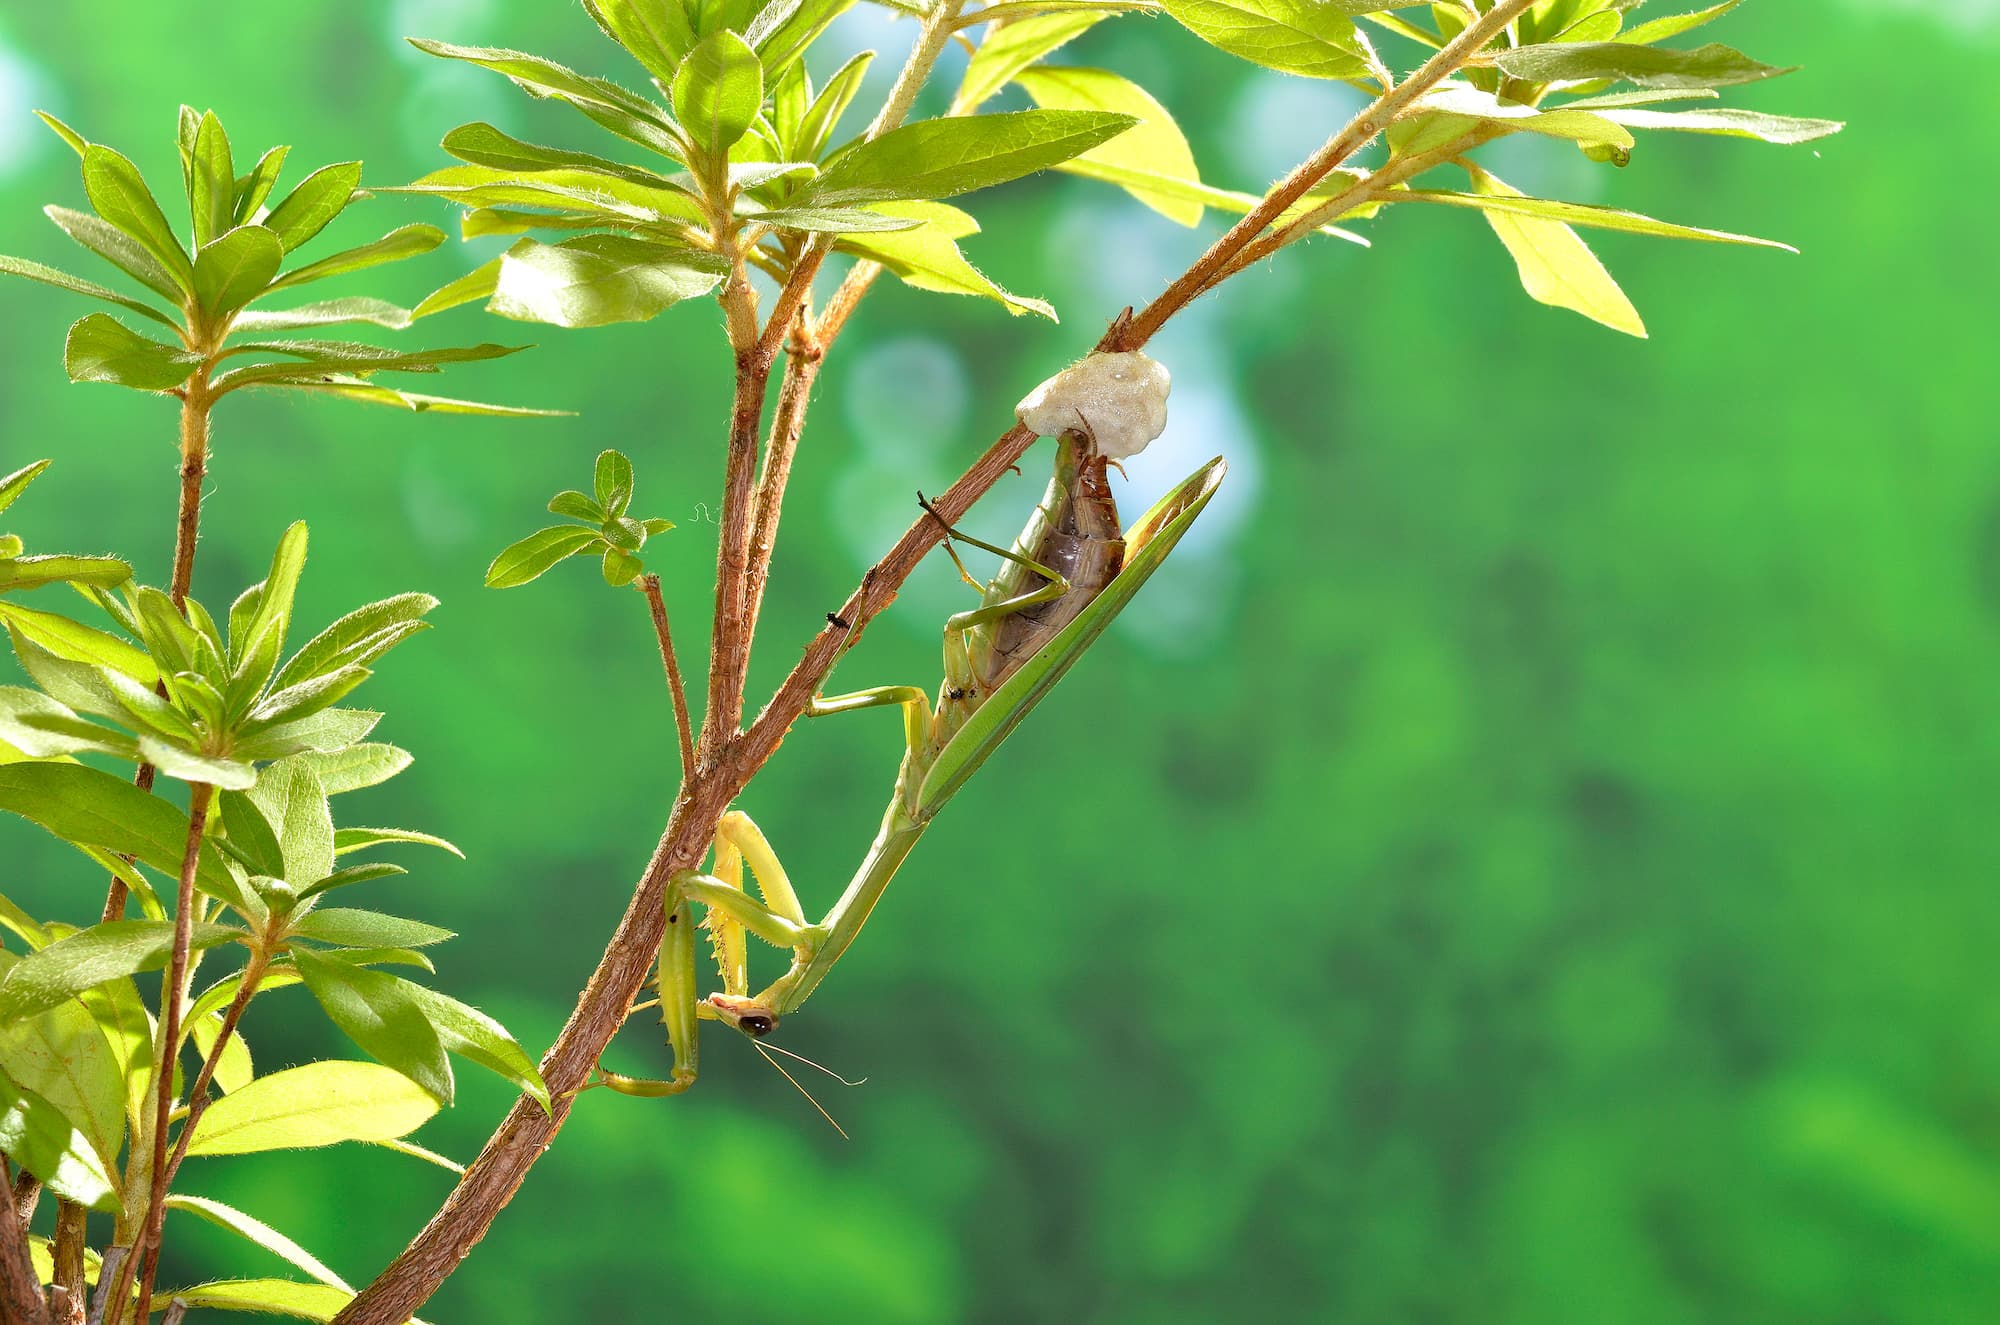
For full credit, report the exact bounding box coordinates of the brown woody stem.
[637,576,697,784]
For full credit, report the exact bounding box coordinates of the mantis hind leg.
[915,494,1069,698]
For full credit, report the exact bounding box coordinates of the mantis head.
[707,991,779,1038]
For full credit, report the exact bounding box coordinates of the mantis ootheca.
[597,352,1226,1110]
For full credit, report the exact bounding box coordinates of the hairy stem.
[637,576,696,784]
[741,318,823,650]
[113,781,213,1325]
[155,949,269,1198]
[170,387,211,610]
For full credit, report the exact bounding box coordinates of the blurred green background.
[1,2,1993,1321]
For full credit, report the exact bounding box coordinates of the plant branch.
[1110,0,1536,349]
[637,576,696,784]
[52,1199,87,1321]
[332,8,1531,1322]
[154,950,268,1199]
[0,1166,48,1325]
[112,781,213,1325]
[170,386,211,610]
[740,314,823,652]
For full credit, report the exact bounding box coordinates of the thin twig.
[740,317,824,651]
[113,782,214,1325]
[153,951,268,1200]
[1112,0,1538,349]
[637,576,696,784]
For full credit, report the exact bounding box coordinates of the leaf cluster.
[487,449,675,588]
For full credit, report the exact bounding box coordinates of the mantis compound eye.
[1015,351,1170,461]
[708,993,779,1038]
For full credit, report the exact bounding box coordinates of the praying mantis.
[597,352,1226,1105]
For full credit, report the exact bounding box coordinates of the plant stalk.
[637,576,696,784]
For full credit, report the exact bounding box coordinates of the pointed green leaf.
[262,163,363,252]
[672,30,765,158]
[412,260,501,320]
[194,225,284,316]
[1396,185,1795,249]
[791,50,871,162]
[955,12,1104,114]
[268,379,566,418]
[43,204,184,303]
[0,921,240,1025]
[266,224,446,294]
[486,525,603,588]
[594,450,635,515]
[1158,0,1366,79]
[232,298,415,333]
[804,110,1137,206]
[163,1279,353,1321]
[234,145,291,225]
[190,112,236,248]
[332,827,463,858]
[183,1060,439,1156]
[1494,40,1791,89]
[64,313,200,391]
[583,0,698,83]
[0,1071,119,1211]
[1465,163,1645,337]
[1017,66,1204,226]
[1617,1,1742,46]
[0,555,134,593]
[1592,105,1843,145]
[0,762,241,902]
[291,910,454,950]
[165,1195,353,1292]
[0,462,49,516]
[298,744,412,796]
[490,235,726,329]
[0,254,179,328]
[292,951,452,1104]
[837,201,1055,319]
[273,594,437,693]
[0,952,126,1169]
[395,982,549,1113]
[81,145,194,292]
[189,1012,255,1093]
[246,756,334,885]
[34,110,87,158]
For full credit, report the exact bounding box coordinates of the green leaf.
[955,12,1105,114]
[486,525,604,588]
[232,299,415,333]
[265,379,568,419]
[548,491,605,522]
[837,201,1055,319]
[1413,82,1635,152]
[193,225,284,317]
[0,1070,119,1211]
[1464,163,1644,338]
[390,164,703,226]
[234,145,292,225]
[412,260,501,321]
[0,921,240,1025]
[489,235,726,329]
[0,555,134,594]
[0,953,126,1169]
[0,762,240,901]
[1158,0,1366,80]
[790,50,871,162]
[1016,66,1204,227]
[298,744,411,796]
[0,254,179,328]
[33,110,88,158]
[0,461,49,516]
[188,1010,255,1094]
[332,827,463,858]
[162,1279,353,1321]
[63,313,200,391]
[0,687,117,759]
[293,863,406,903]
[753,0,857,87]
[231,707,382,763]
[262,163,363,252]
[219,789,286,879]
[1395,186,1795,249]
[804,110,1137,206]
[292,951,452,1104]
[438,123,680,192]
[245,666,374,738]
[602,547,644,586]
[584,0,698,83]
[136,737,257,791]
[594,450,635,516]
[406,39,668,125]
[672,30,765,158]
[183,1059,438,1155]
[1493,40,1791,90]
[190,111,236,249]
[217,341,525,393]
[395,982,549,1113]
[76,978,150,1138]
[1617,0,1742,46]
[43,204,184,304]
[1589,105,1843,145]
[273,593,437,693]
[266,224,446,294]
[291,910,453,949]
[246,757,334,885]
[81,145,194,293]
[165,1194,352,1292]
[746,206,924,235]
